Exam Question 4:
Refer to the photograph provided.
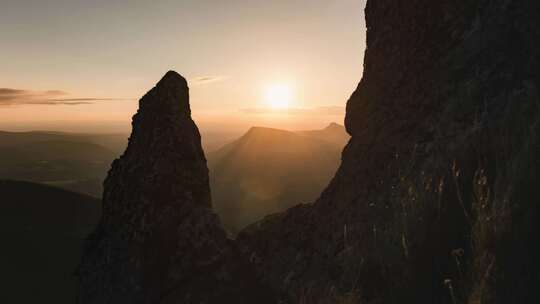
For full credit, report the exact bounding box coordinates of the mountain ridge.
[209,123,347,233]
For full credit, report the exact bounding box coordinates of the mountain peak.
[158,70,188,87]
[246,126,289,134]
[242,127,297,142]
[128,71,192,145]
[136,71,190,119]
[324,122,343,130]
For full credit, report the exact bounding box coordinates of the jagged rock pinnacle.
[78,71,271,304]
[142,71,188,112]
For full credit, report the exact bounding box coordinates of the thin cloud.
[240,106,345,116]
[23,101,95,106]
[0,88,27,95]
[0,87,128,106]
[44,90,68,96]
[190,76,229,86]
[49,98,123,102]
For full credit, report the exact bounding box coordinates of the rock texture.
[237,1,540,303]
[80,1,540,303]
[78,71,271,304]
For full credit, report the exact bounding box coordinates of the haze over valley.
[2,0,540,303]
[0,123,348,233]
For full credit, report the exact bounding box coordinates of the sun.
[265,84,293,109]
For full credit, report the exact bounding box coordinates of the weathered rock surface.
[80,1,540,303]
[237,1,540,303]
[78,71,271,304]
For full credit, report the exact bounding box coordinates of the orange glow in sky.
[0,0,366,133]
[264,84,293,109]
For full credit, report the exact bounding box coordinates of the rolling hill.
[0,139,117,197]
[208,123,349,233]
[0,180,101,304]
[0,130,128,154]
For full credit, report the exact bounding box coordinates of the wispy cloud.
[189,76,229,86]
[0,88,127,106]
[240,106,345,116]
[0,88,27,95]
[44,90,69,96]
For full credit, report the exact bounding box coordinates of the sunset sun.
[4,1,534,302]
[265,84,293,109]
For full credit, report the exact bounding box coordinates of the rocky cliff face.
[80,1,540,303]
[78,71,271,304]
[238,1,540,303]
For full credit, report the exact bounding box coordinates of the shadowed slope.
[0,180,100,304]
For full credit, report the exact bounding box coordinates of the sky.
[0,0,366,134]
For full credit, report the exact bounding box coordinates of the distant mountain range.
[0,130,235,197]
[0,123,349,232]
[209,123,349,233]
[0,132,121,197]
[0,180,100,304]
[0,130,128,153]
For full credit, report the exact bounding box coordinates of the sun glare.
[265,84,293,109]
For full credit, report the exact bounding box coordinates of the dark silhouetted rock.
[80,1,540,302]
[238,1,540,303]
[78,71,272,304]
